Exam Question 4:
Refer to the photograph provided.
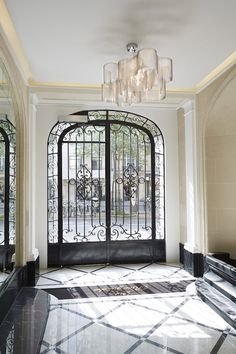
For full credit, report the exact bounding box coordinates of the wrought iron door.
[0,118,16,270]
[48,110,165,266]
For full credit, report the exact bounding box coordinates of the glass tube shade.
[102,47,172,106]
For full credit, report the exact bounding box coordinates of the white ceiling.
[4,0,236,88]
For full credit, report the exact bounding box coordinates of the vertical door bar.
[4,133,9,249]
[151,137,156,260]
[58,137,63,265]
[105,112,111,262]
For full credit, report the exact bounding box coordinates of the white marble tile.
[68,264,106,273]
[102,302,166,336]
[41,347,58,353]
[42,268,84,283]
[40,268,60,275]
[133,295,187,315]
[140,264,181,277]
[0,271,9,282]
[175,298,229,331]
[43,307,91,344]
[113,263,150,271]
[169,272,195,280]
[93,266,133,279]
[124,271,166,282]
[58,322,137,354]
[218,333,236,353]
[61,300,121,320]
[70,273,110,285]
[39,344,48,353]
[147,317,222,354]
[36,277,61,287]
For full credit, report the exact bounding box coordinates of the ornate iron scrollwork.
[0,119,16,248]
[117,163,145,198]
[69,164,92,200]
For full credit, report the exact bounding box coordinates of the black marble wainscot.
[27,255,40,286]
[179,243,204,277]
[0,287,50,354]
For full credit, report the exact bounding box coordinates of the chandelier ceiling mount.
[126,42,138,53]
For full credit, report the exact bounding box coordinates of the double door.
[48,120,165,266]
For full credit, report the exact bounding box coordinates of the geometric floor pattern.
[36,263,195,289]
[37,263,236,354]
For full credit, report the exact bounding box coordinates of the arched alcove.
[0,37,28,268]
[205,75,236,257]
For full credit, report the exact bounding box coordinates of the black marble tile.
[0,266,28,324]
[0,288,50,354]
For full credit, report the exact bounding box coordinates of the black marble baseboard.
[179,244,204,277]
[0,288,50,354]
[27,255,40,286]
[179,243,184,264]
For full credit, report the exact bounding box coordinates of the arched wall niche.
[0,32,28,267]
[204,66,236,258]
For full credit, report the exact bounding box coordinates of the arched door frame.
[48,110,165,266]
[0,120,16,269]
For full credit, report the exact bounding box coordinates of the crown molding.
[0,0,32,83]
[195,51,236,93]
[28,79,100,89]
[30,84,193,110]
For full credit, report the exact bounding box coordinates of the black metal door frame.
[48,110,165,266]
[0,122,16,270]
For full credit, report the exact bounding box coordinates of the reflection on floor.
[37,263,236,353]
[0,270,10,286]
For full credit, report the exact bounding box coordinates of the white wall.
[205,76,236,258]
[35,104,179,268]
[131,107,180,262]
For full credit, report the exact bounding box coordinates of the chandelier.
[102,43,173,106]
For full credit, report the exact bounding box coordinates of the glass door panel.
[61,125,106,242]
[110,124,153,241]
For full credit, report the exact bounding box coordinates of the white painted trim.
[182,99,203,254]
[29,85,192,110]
[29,248,39,262]
[184,242,200,254]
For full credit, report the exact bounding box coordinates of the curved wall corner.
[204,68,236,258]
[0,32,28,266]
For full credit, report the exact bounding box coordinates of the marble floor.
[36,263,236,353]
